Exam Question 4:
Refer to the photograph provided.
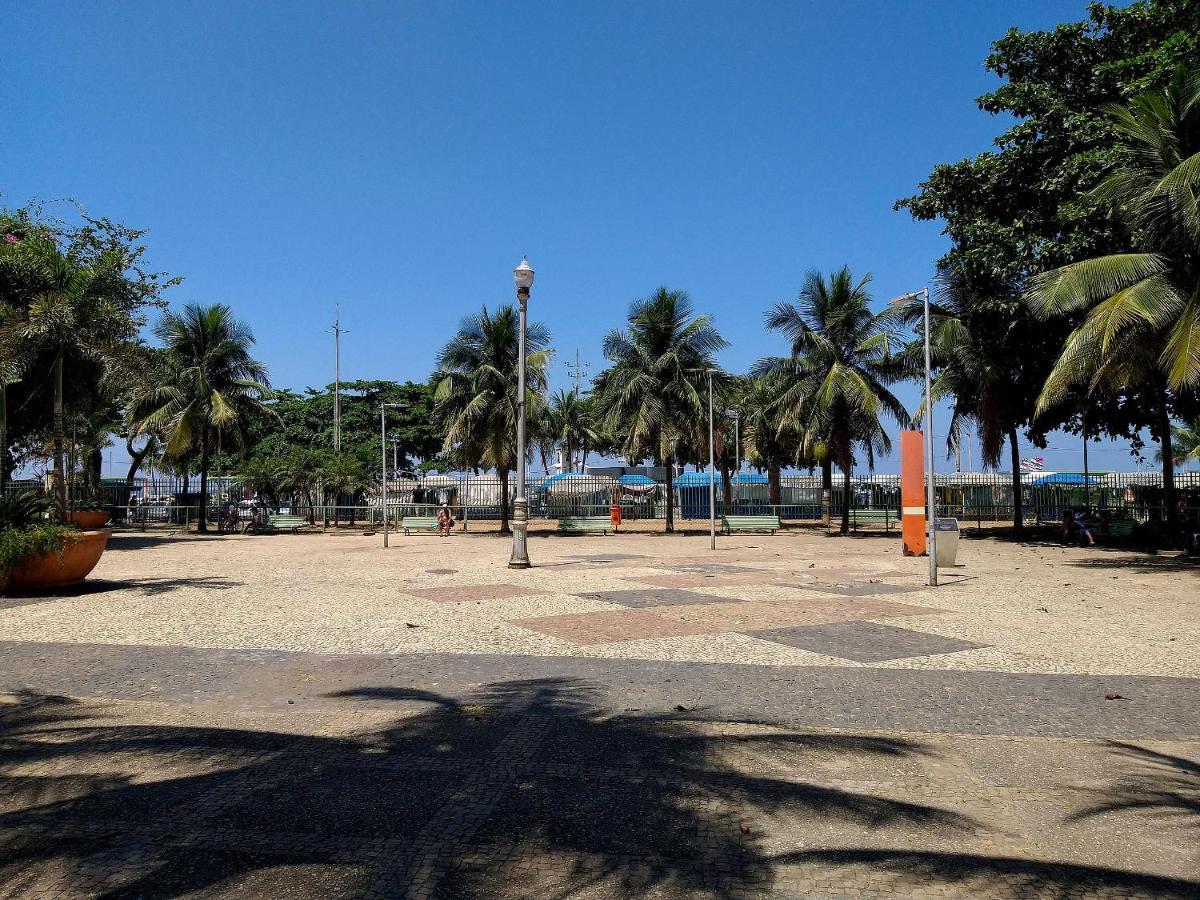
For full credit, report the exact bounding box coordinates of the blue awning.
[673,472,714,487]
[731,472,768,485]
[618,474,657,486]
[1032,473,1100,486]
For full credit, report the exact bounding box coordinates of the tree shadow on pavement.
[1067,741,1200,831]
[1,683,1194,898]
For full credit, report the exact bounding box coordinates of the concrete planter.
[7,529,112,591]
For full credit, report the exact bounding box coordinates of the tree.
[431,306,550,534]
[764,268,909,534]
[739,374,799,507]
[1028,67,1200,541]
[1161,420,1200,466]
[893,265,1035,532]
[130,304,273,532]
[320,451,368,525]
[593,287,727,533]
[546,389,601,474]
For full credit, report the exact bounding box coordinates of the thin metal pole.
[734,414,739,509]
[381,404,388,548]
[509,286,531,568]
[1083,410,1091,512]
[331,305,348,452]
[709,371,716,551]
[923,287,938,587]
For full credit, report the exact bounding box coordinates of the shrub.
[0,525,80,576]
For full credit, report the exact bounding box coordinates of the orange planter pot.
[69,510,111,529]
[7,529,112,591]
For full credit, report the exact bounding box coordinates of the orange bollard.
[901,430,926,556]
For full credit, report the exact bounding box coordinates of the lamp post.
[509,257,535,569]
[890,287,938,587]
[708,369,717,551]
[729,408,740,509]
[380,402,401,548]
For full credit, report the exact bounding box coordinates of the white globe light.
[513,257,535,290]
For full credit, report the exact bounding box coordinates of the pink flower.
[3,234,18,244]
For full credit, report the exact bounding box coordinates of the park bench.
[557,516,612,535]
[849,509,897,532]
[265,514,306,534]
[1102,519,1136,539]
[721,514,781,535]
[402,516,440,535]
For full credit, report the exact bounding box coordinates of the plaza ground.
[1,529,1197,898]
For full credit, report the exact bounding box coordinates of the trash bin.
[610,504,622,528]
[933,518,959,567]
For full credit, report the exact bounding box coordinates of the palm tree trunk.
[767,457,781,507]
[198,436,210,533]
[664,454,675,534]
[1009,428,1023,536]
[51,349,66,522]
[581,442,589,473]
[719,454,733,510]
[820,457,832,527]
[124,436,153,510]
[840,464,852,535]
[1158,403,1178,545]
[499,467,511,534]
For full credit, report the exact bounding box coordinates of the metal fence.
[7,470,1199,533]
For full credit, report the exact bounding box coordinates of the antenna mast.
[329,305,349,451]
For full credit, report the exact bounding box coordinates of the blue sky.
[4,0,1161,475]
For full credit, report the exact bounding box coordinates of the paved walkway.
[1,531,1196,897]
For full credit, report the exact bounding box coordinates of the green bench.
[265,514,306,534]
[558,516,612,534]
[402,516,441,535]
[849,509,897,531]
[721,514,781,535]
[1103,519,1136,538]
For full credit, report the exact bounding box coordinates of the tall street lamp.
[890,287,938,587]
[380,401,402,548]
[708,369,718,551]
[509,257,535,569]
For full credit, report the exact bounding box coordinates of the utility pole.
[565,349,591,396]
[329,305,349,452]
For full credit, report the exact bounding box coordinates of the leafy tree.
[739,374,799,507]
[130,304,273,532]
[1160,419,1200,466]
[1028,67,1200,540]
[431,305,551,534]
[897,0,1200,472]
[593,287,727,533]
[764,268,909,534]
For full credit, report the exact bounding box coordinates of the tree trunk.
[820,457,832,527]
[1009,428,1023,536]
[1158,403,1178,545]
[197,435,210,532]
[581,442,589,473]
[499,467,511,534]
[719,455,733,511]
[51,349,66,522]
[0,382,7,492]
[87,447,102,495]
[664,455,675,534]
[767,457,781,508]
[840,464,852,535]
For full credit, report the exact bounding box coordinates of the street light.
[509,256,535,569]
[380,402,403,548]
[708,369,718,551]
[890,287,938,587]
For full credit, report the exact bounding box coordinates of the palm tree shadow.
[1066,741,1200,828]
[2,679,976,898]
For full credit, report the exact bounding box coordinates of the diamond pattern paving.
[565,553,649,562]
[510,609,715,645]
[627,572,772,589]
[749,621,988,662]
[573,589,739,609]
[774,581,922,597]
[404,584,538,603]
[664,563,765,575]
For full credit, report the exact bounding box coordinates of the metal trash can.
[934,518,960,567]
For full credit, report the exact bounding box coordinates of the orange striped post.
[900,430,926,556]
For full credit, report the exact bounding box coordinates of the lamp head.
[513,257,535,293]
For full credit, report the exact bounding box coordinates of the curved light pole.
[509,257,535,569]
[380,401,402,548]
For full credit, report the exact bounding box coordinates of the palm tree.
[894,265,1032,532]
[130,304,273,532]
[547,388,601,473]
[593,287,727,533]
[432,306,551,534]
[1027,67,1200,540]
[321,451,368,525]
[0,301,29,491]
[21,243,134,521]
[764,268,909,534]
[740,374,799,508]
[1156,420,1200,468]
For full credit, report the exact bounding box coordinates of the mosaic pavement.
[0,530,1196,897]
